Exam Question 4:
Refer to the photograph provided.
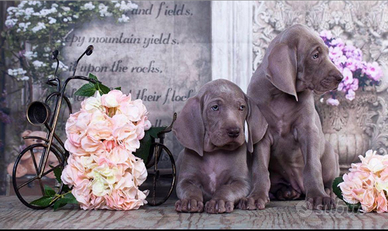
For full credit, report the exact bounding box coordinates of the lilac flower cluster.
[320,31,383,106]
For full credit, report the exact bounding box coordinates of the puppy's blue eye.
[312,53,319,59]
[239,105,246,111]
[211,105,219,111]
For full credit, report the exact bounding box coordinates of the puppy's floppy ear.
[172,96,204,156]
[266,43,298,101]
[245,95,268,153]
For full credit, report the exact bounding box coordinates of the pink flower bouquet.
[61,89,151,210]
[319,31,383,106]
[333,150,388,213]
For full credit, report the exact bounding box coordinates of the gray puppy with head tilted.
[244,24,343,210]
[172,79,267,214]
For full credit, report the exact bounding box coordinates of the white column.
[211,1,253,93]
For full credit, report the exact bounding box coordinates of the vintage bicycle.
[11,45,177,209]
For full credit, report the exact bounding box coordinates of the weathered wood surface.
[0,196,387,229]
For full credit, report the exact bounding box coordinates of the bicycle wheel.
[12,143,65,209]
[141,143,176,206]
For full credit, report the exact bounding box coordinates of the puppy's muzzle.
[227,127,240,138]
[330,68,343,83]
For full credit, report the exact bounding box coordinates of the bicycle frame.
[32,46,98,179]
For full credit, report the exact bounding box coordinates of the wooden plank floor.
[1,195,387,229]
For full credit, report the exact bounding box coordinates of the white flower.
[15,9,25,17]
[17,1,27,9]
[31,22,46,33]
[51,61,68,70]
[59,61,69,71]
[19,76,29,81]
[33,7,57,17]
[6,6,17,15]
[24,7,34,19]
[32,60,46,68]
[17,68,27,75]
[48,17,56,24]
[39,9,51,17]
[8,68,27,77]
[5,18,17,28]
[24,51,37,60]
[28,1,42,7]
[17,22,31,32]
[99,3,113,17]
[118,14,129,23]
[82,2,96,10]
[61,6,71,12]
[115,1,138,12]
[7,69,17,76]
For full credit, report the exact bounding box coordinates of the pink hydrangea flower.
[61,90,151,210]
[338,150,388,213]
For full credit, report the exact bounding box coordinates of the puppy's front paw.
[175,199,204,213]
[205,199,234,214]
[241,193,269,210]
[306,196,335,210]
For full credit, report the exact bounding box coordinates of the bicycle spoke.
[41,164,61,178]
[29,148,40,175]
[16,175,39,190]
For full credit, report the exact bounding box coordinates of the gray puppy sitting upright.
[172,79,267,214]
[245,24,343,210]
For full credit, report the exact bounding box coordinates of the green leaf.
[134,131,151,163]
[62,184,71,193]
[88,73,98,81]
[133,127,168,163]
[53,166,63,184]
[74,83,96,96]
[44,185,56,197]
[98,83,111,95]
[63,192,78,204]
[53,198,67,211]
[332,176,344,200]
[30,196,52,207]
[332,176,361,212]
[115,87,122,91]
[52,193,78,211]
[347,202,362,212]
[148,126,168,139]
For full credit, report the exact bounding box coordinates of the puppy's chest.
[201,159,229,193]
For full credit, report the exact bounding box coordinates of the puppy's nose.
[331,70,343,82]
[227,128,240,138]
